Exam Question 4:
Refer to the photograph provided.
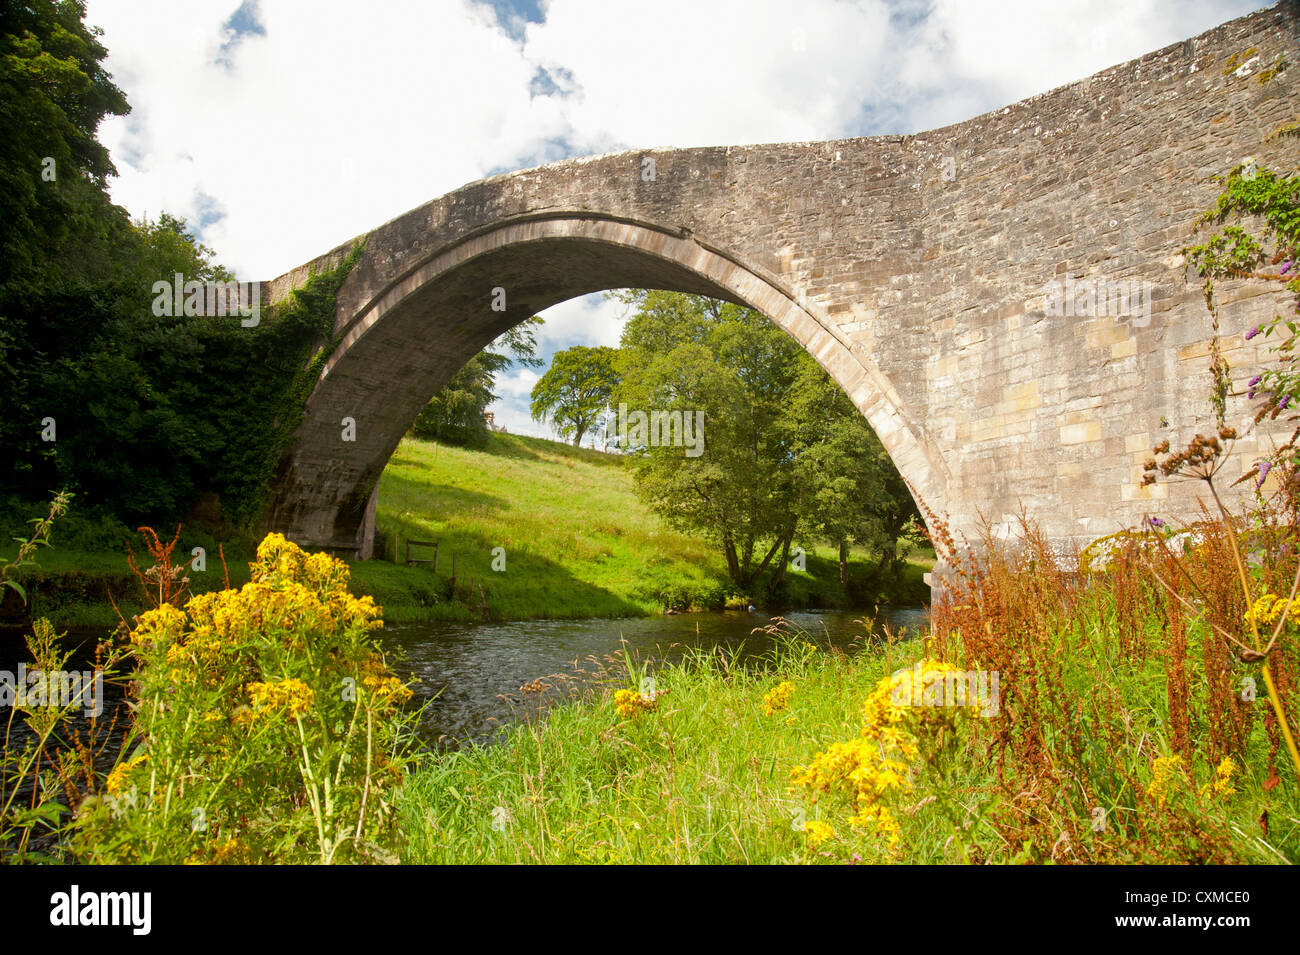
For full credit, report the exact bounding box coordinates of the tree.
[783,354,919,593]
[530,344,620,447]
[612,291,801,590]
[0,0,131,292]
[611,289,919,597]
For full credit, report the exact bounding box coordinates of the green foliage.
[0,495,130,862]
[529,343,620,446]
[0,0,131,292]
[413,353,502,447]
[413,316,543,447]
[0,489,70,605]
[610,290,918,595]
[1185,145,1300,465]
[71,535,418,863]
[0,229,360,528]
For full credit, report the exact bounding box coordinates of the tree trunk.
[723,534,742,587]
[767,530,795,595]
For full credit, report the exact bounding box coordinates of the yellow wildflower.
[1199,755,1238,799]
[362,673,413,704]
[105,754,149,795]
[763,681,795,715]
[791,659,974,853]
[1146,753,1185,807]
[246,678,315,719]
[804,819,835,848]
[613,688,657,719]
[1245,592,1300,630]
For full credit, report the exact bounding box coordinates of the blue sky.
[84,0,1266,439]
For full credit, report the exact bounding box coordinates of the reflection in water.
[381,607,929,749]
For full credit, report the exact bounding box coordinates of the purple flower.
[1246,325,1261,340]
[1148,516,1165,528]
[1282,260,1293,276]
[1257,460,1272,489]
[1281,395,1291,410]
[1249,374,1262,388]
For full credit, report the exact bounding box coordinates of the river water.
[1,606,927,759]
[380,606,928,749]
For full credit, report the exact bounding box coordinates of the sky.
[83,0,1267,440]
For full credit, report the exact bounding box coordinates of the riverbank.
[4,433,933,631]
[397,603,1295,865]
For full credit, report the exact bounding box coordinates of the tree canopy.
[608,289,919,595]
[530,344,620,447]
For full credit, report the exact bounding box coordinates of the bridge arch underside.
[263,217,945,556]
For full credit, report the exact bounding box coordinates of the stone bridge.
[261,2,1300,564]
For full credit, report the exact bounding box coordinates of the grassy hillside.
[3,432,931,629]
[374,432,931,622]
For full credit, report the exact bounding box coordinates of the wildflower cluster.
[790,659,972,852]
[613,688,657,720]
[104,754,149,796]
[762,681,795,716]
[1200,756,1238,799]
[1145,754,1186,808]
[1244,592,1300,630]
[803,819,835,849]
[74,534,416,864]
[1147,751,1241,809]
[246,678,315,719]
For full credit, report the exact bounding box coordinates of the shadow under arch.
[263,213,949,556]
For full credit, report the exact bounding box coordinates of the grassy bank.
[396,537,1299,864]
[376,433,931,621]
[3,432,931,630]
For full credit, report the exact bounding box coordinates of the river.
[1,606,927,759]
[380,606,928,749]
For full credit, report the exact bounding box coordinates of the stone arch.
[263,213,947,556]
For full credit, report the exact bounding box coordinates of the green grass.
[397,612,1299,865]
[398,628,915,864]
[374,432,931,623]
[4,431,932,629]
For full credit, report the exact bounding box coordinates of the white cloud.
[497,367,539,398]
[534,293,630,350]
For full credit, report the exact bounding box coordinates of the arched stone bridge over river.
[260,2,1300,569]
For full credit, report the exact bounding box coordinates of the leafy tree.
[612,291,800,590]
[0,5,359,532]
[611,289,918,597]
[783,354,918,593]
[530,344,620,447]
[0,0,131,292]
